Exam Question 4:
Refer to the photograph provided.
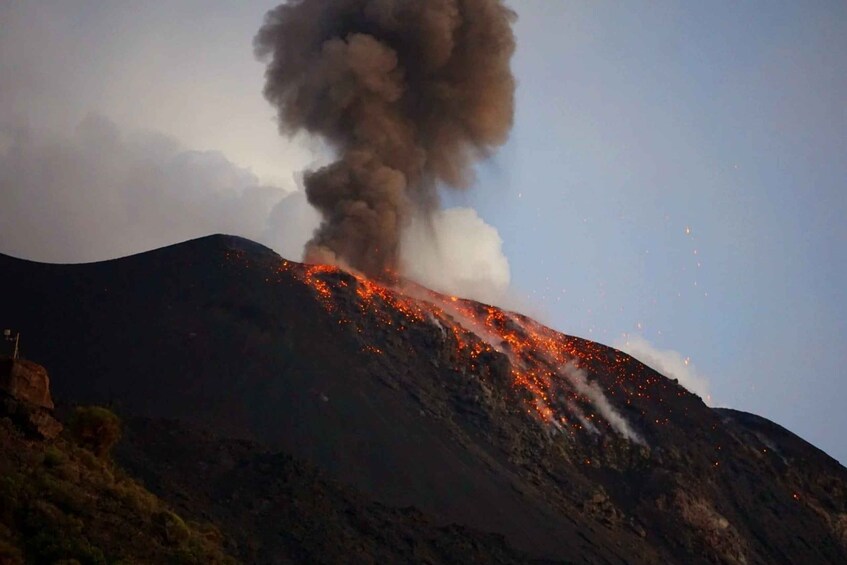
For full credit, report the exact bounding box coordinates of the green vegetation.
[0,409,236,564]
[67,406,122,458]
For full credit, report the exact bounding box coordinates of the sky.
[1,1,845,463]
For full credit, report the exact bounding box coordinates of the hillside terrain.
[117,416,545,564]
[0,360,235,564]
[1,234,845,563]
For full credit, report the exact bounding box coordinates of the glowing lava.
[274,260,653,444]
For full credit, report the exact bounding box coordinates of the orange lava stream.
[281,263,585,427]
[262,260,679,437]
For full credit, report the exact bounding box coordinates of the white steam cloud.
[615,334,711,404]
[400,209,511,305]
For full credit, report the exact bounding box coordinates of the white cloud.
[399,207,511,305]
[615,334,711,403]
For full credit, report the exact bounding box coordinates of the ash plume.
[255,0,517,279]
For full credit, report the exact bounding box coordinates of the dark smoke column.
[255,0,516,279]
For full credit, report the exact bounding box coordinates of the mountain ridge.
[1,234,845,563]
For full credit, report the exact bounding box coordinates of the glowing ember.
[272,260,654,444]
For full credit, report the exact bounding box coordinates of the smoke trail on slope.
[560,362,645,445]
[409,290,645,444]
[255,0,516,279]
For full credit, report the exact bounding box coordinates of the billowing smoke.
[255,0,517,279]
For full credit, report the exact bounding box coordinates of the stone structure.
[0,358,54,409]
[1,357,62,438]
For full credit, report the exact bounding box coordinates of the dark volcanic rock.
[115,417,545,564]
[1,234,845,564]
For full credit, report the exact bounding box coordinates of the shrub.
[67,407,121,458]
[42,446,65,468]
[110,480,158,515]
[154,510,190,545]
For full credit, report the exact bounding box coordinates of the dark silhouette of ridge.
[1,234,845,564]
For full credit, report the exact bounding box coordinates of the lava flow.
[272,260,654,445]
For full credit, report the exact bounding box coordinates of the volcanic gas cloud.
[255,0,516,279]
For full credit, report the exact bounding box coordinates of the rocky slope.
[116,416,546,564]
[0,360,235,564]
[1,234,845,563]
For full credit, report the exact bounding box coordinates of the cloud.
[0,3,513,297]
[399,208,511,305]
[0,114,293,263]
[0,114,512,305]
[261,189,321,262]
[615,334,711,403]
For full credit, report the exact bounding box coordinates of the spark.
[271,260,653,444]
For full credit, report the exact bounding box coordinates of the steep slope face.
[0,376,234,564]
[115,416,545,564]
[1,235,845,563]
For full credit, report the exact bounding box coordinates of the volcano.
[1,234,845,563]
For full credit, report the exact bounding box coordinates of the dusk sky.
[1,1,845,463]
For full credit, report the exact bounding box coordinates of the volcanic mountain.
[1,234,845,563]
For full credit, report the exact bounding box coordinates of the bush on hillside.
[67,407,121,458]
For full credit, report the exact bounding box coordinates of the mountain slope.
[0,407,234,564]
[1,234,845,563]
[115,416,546,564]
